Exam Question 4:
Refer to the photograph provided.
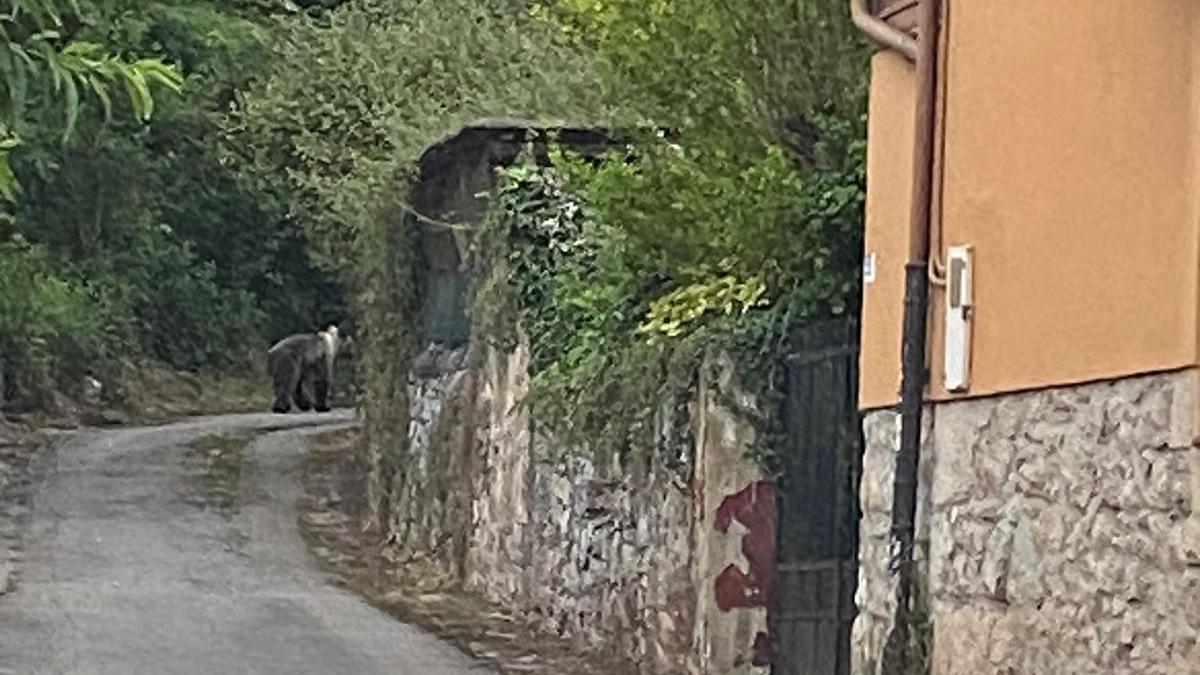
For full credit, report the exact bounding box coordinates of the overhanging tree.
[0,0,183,201]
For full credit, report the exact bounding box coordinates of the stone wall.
[388,360,479,581]
[692,360,773,673]
[378,342,773,674]
[853,409,933,674]
[361,121,778,671]
[854,370,1200,674]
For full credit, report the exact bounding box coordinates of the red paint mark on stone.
[713,480,777,613]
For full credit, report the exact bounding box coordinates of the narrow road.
[0,412,489,675]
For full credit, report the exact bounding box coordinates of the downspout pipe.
[849,0,941,668]
[850,0,918,62]
[891,0,939,603]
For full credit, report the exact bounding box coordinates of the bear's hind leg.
[271,357,300,414]
[294,377,314,411]
[313,377,331,413]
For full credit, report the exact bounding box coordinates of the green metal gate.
[772,318,863,675]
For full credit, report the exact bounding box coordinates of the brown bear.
[266,324,339,413]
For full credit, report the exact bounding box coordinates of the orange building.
[853,1,1200,673]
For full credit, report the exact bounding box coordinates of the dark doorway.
[772,318,863,675]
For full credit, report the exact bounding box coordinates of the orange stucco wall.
[860,51,915,409]
[860,0,1200,410]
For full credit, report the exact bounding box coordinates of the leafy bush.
[0,0,183,201]
[226,0,619,480]
[0,238,104,407]
[468,0,871,465]
[227,0,615,272]
[223,0,871,471]
[0,1,349,411]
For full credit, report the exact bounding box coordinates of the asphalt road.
[0,412,489,675]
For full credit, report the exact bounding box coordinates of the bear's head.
[320,324,340,356]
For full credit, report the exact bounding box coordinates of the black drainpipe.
[849,0,942,670]
[884,262,931,670]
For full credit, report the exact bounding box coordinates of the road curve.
[0,412,489,675]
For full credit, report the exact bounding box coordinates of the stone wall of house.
[381,342,773,674]
[853,371,1200,675]
[852,408,933,674]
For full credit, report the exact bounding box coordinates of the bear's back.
[268,333,313,353]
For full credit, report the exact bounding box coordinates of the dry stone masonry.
[372,342,773,674]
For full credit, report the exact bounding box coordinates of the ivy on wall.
[225,0,618,510]
[471,122,866,469]
[228,0,871,476]
[457,0,872,469]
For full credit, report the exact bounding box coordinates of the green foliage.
[219,0,870,472]
[0,0,183,200]
[641,274,768,340]
[227,0,615,276]
[472,156,784,462]
[470,0,870,466]
[226,0,617,475]
[0,237,104,407]
[472,161,672,462]
[537,0,868,158]
[0,1,347,411]
[0,136,17,201]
